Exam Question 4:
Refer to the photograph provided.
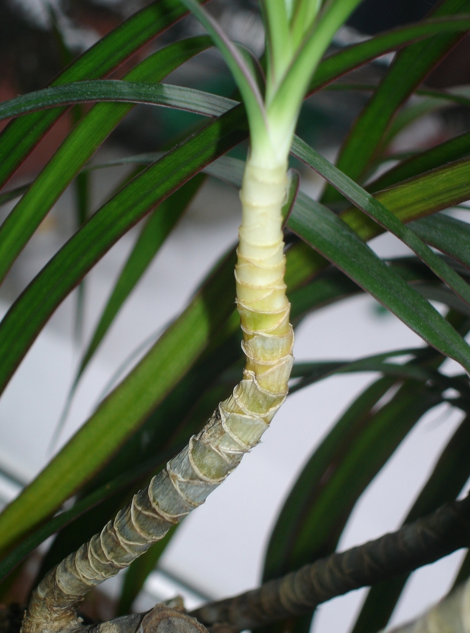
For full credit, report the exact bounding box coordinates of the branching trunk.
[192,495,470,631]
[20,158,293,633]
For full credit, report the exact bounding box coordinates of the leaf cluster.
[0,1,469,632]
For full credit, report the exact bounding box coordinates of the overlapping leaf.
[321,0,470,203]
[0,36,215,284]
[0,0,191,189]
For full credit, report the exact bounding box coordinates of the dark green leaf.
[369,130,470,192]
[292,136,470,314]
[263,374,443,581]
[80,174,205,377]
[351,415,470,633]
[410,214,470,271]
[0,81,236,121]
[308,16,470,94]
[288,190,470,373]
[289,349,469,394]
[0,0,191,189]
[321,0,470,203]
[0,224,240,554]
[0,106,248,405]
[0,37,214,285]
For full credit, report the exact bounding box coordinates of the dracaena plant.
[0,1,470,633]
[19,2,368,631]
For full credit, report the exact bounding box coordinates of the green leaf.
[410,214,470,271]
[0,0,191,189]
[288,190,470,374]
[0,81,236,121]
[289,349,468,395]
[261,0,292,93]
[0,249,237,555]
[80,174,205,377]
[0,112,247,405]
[177,0,268,151]
[351,414,470,633]
[308,16,470,94]
[0,37,216,285]
[268,0,364,128]
[343,156,470,243]
[263,371,444,581]
[0,185,28,206]
[0,107,249,553]
[321,0,470,203]
[292,136,470,313]
[53,175,205,443]
[380,96,451,151]
[369,130,470,192]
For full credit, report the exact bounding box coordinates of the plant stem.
[191,495,470,631]
[20,158,293,633]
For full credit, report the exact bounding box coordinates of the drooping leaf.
[263,367,444,581]
[77,175,205,388]
[409,214,470,271]
[0,81,236,122]
[177,0,267,146]
[0,225,240,553]
[0,0,192,189]
[289,190,470,373]
[292,136,470,313]
[0,37,215,285]
[0,105,248,406]
[289,349,469,395]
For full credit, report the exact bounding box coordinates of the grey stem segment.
[191,496,470,631]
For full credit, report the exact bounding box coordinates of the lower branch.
[192,495,470,631]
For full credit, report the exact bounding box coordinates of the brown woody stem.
[191,495,470,631]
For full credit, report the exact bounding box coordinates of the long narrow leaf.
[308,16,470,95]
[289,191,470,373]
[0,37,214,284]
[0,81,236,121]
[292,136,470,311]
[263,371,444,581]
[321,0,470,203]
[410,214,470,271]
[53,175,205,442]
[369,130,470,192]
[0,0,191,189]
[177,0,267,145]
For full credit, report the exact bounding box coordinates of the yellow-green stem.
[21,159,293,633]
